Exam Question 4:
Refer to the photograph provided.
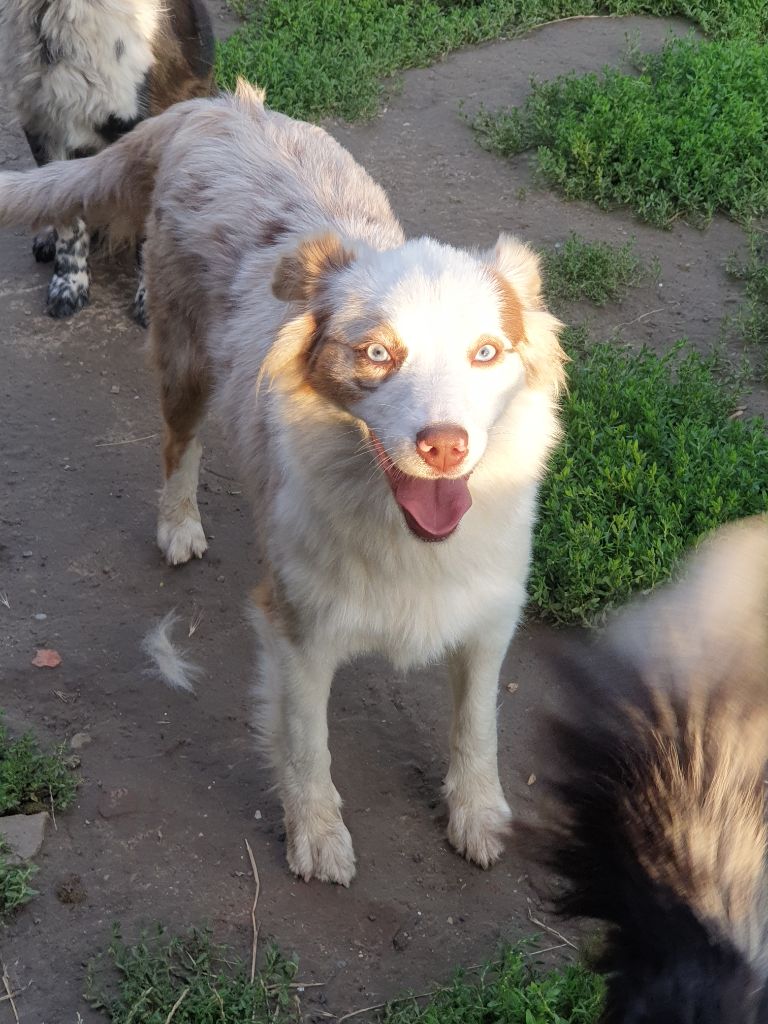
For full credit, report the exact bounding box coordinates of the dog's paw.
[157,515,208,566]
[446,795,512,869]
[287,816,357,886]
[46,273,89,318]
[33,228,56,263]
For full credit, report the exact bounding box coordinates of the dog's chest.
[277,496,532,668]
[3,0,159,156]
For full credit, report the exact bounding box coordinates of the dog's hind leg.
[252,600,355,886]
[152,310,211,565]
[133,241,149,328]
[46,217,91,317]
[444,619,516,868]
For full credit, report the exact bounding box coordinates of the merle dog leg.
[46,217,90,317]
[133,241,149,327]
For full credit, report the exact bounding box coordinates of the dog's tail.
[528,516,768,1019]
[0,101,197,242]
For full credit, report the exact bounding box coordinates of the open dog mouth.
[369,433,472,542]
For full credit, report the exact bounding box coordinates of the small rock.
[447,916,454,925]
[412,851,423,863]
[32,613,47,621]
[22,550,33,558]
[254,809,262,820]
[110,384,120,394]
[55,874,87,905]
[98,786,138,819]
[527,773,537,786]
[0,812,49,864]
[216,574,225,582]
[506,681,519,695]
[392,924,412,952]
[70,732,91,751]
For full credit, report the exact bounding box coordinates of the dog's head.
[270,231,565,541]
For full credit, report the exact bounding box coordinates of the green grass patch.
[0,712,77,815]
[727,232,768,374]
[216,1,767,123]
[530,336,768,625]
[86,929,303,1023]
[381,947,603,1023]
[86,930,604,1023]
[0,843,37,916]
[473,37,768,226]
[542,234,655,306]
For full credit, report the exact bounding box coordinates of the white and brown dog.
[0,0,214,321]
[0,84,566,884]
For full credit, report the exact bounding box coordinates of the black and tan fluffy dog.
[529,517,768,1023]
[0,0,215,321]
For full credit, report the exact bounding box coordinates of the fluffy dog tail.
[0,102,195,242]
[528,516,768,1021]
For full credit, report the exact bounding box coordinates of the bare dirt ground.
[1,13,764,1023]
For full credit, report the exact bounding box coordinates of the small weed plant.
[530,336,768,624]
[0,712,77,815]
[86,928,303,1023]
[542,234,654,307]
[86,930,604,1024]
[473,38,768,226]
[217,1,767,122]
[0,843,37,916]
[381,946,603,1023]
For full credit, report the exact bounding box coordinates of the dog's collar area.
[368,431,472,542]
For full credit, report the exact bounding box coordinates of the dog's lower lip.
[368,431,472,541]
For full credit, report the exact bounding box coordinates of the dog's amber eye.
[472,342,500,364]
[366,342,391,363]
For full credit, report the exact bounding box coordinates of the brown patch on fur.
[251,574,301,643]
[150,303,213,478]
[258,218,290,248]
[148,0,215,113]
[272,232,356,302]
[262,313,406,410]
[492,271,567,394]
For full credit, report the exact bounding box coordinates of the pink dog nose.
[416,425,468,473]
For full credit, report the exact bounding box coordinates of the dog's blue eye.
[474,343,498,363]
[366,343,391,363]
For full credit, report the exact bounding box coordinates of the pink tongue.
[391,474,472,541]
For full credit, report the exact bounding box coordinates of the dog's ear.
[272,231,356,302]
[487,235,567,395]
[488,234,544,309]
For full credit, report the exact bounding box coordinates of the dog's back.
[529,517,768,1023]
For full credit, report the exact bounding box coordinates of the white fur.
[157,438,207,565]
[142,611,201,693]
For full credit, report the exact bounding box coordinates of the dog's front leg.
[255,617,356,886]
[444,624,515,868]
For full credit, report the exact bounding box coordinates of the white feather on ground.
[141,610,202,693]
